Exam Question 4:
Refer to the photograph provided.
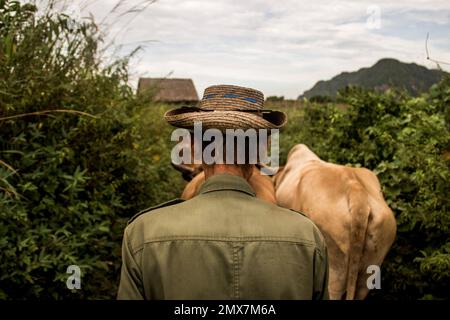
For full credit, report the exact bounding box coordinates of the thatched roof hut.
[137,78,199,103]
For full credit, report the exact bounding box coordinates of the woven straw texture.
[164,84,287,131]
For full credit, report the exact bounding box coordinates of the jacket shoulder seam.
[127,198,185,226]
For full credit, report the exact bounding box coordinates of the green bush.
[0,0,183,299]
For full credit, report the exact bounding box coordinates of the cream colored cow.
[274,144,396,300]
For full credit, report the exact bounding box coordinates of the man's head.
[165,84,287,179]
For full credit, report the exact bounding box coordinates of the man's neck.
[203,164,253,181]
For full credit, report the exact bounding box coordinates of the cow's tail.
[345,180,370,300]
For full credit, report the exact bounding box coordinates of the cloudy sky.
[65,0,450,98]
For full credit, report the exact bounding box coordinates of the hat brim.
[164,107,287,131]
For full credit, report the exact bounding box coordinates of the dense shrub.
[0,1,183,299]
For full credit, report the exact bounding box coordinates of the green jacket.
[117,174,329,300]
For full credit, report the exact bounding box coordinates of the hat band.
[203,93,262,103]
[200,98,262,111]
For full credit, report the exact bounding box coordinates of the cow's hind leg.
[328,263,348,300]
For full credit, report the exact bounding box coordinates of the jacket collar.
[199,174,256,197]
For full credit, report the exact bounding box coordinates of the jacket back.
[117,174,329,300]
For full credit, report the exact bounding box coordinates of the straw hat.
[164,85,287,131]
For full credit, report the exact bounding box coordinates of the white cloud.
[74,0,450,98]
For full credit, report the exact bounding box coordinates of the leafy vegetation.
[0,0,183,299]
[0,0,448,300]
[266,96,285,102]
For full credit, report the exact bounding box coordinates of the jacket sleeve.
[313,239,330,300]
[117,227,144,300]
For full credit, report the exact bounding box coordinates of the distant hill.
[300,58,446,99]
